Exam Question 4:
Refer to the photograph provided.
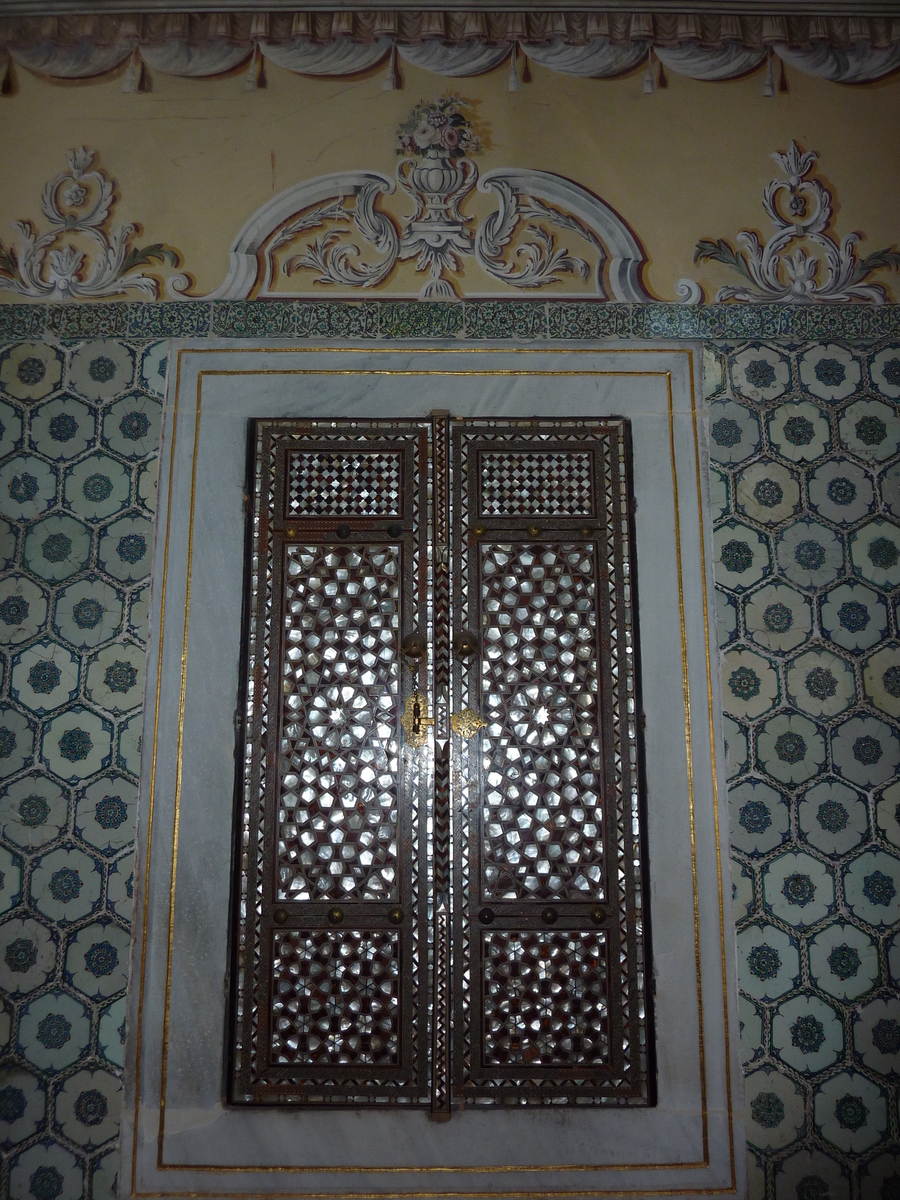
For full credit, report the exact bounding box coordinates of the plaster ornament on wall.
[188,97,650,303]
[693,142,900,304]
[0,148,180,301]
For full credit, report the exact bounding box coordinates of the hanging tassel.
[245,42,260,90]
[0,54,12,96]
[657,57,668,88]
[122,46,145,93]
[643,46,655,93]
[779,57,789,92]
[382,41,400,90]
[507,43,520,91]
[763,47,775,97]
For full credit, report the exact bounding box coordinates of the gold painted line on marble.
[687,349,738,1191]
[135,352,733,1193]
[131,343,184,1198]
[666,369,709,1166]
[132,1186,737,1199]
[157,367,203,1172]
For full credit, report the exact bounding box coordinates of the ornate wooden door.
[230,415,651,1116]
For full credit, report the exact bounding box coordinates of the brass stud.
[328,906,344,925]
[541,906,558,925]
[471,525,485,537]
[589,906,605,925]
[581,526,594,538]
[388,906,404,925]
[386,522,403,538]
[335,524,352,540]
[479,907,495,925]
[273,908,288,925]
[528,525,541,538]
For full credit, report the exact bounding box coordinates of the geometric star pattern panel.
[479,451,594,516]
[0,332,897,1198]
[286,451,402,517]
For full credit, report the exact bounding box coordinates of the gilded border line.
[130,346,736,1198]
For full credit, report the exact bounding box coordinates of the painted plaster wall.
[0,62,898,303]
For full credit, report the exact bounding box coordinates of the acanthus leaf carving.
[692,141,900,304]
[0,147,180,301]
[282,181,398,289]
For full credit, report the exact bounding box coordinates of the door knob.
[453,630,479,659]
[401,633,427,664]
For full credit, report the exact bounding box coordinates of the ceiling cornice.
[0,1,898,15]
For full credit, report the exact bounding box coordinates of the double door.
[230,414,650,1114]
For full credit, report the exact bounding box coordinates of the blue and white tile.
[0,575,50,645]
[53,1067,121,1148]
[797,779,869,856]
[107,852,134,921]
[8,1140,83,1200]
[798,344,861,403]
[875,780,900,850]
[53,578,123,648]
[837,398,900,463]
[831,714,900,789]
[744,1067,805,1151]
[708,400,761,465]
[0,846,22,915]
[0,455,57,523]
[743,584,812,654]
[756,712,826,786]
[97,513,153,583]
[16,990,91,1072]
[75,774,137,855]
[102,394,161,460]
[0,706,36,778]
[849,518,900,589]
[862,643,900,720]
[785,648,856,718]
[63,920,130,1000]
[29,845,102,925]
[775,519,844,589]
[762,850,835,927]
[721,648,780,719]
[67,341,134,402]
[729,778,790,856]
[85,643,145,713]
[808,921,880,1000]
[768,401,831,462]
[852,996,900,1075]
[97,996,126,1070]
[807,458,876,525]
[820,582,889,652]
[22,513,92,583]
[774,1149,850,1200]
[0,343,63,401]
[813,1070,888,1154]
[842,849,900,927]
[0,774,68,850]
[731,345,791,403]
[771,993,843,1073]
[868,345,900,400]
[0,399,23,456]
[10,640,80,713]
[0,916,57,995]
[0,1067,46,1145]
[714,522,772,591]
[30,397,95,460]
[40,708,114,783]
[63,453,131,523]
[737,923,800,1001]
[139,341,169,397]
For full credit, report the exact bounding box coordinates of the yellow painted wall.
[0,54,898,301]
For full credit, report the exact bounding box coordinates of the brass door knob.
[273,909,288,925]
[328,906,344,925]
[388,906,404,925]
[453,631,479,659]
[401,633,427,663]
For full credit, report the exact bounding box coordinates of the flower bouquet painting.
[396,96,482,162]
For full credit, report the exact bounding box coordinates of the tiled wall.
[0,323,897,1200]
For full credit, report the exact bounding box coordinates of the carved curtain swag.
[231,415,651,1115]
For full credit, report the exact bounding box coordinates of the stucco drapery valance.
[1,11,899,85]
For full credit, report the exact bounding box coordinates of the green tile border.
[1,301,899,344]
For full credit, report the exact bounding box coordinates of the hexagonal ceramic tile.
[756,712,826,786]
[10,640,80,713]
[768,400,831,462]
[868,346,900,399]
[97,996,126,1069]
[0,774,68,850]
[708,400,761,465]
[53,1066,122,1147]
[0,398,24,455]
[64,920,130,1000]
[785,648,856,718]
[814,1070,888,1153]
[30,396,95,461]
[29,845,102,925]
[832,715,900,789]
[67,340,134,402]
[762,850,835,928]
[139,341,169,396]
[721,648,780,719]
[107,852,134,920]
[714,522,771,591]
[74,773,137,855]
[798,779,869,857]
[85,643,145,714]
[0,454,57,522]
[849,519,900,589]
[820,582,889,653]
[744,1066,805,1151]
[8,1141,83,1200]
[40,708,114,783]
[53,578,123,649]
[0,845,22,915]
[843,849,899,928]
[731,345,791,403]
[97,514,153,583]
[771,993,843,1073]
[0,575,50,646]
[0,705,35,778]
[137,460,158,514]
[22,513,92,583]
[808,458,876,525]
[735,461,801,525]
[0,916,57,995]
[808,921,880,1000]
[102,393,161,460]
[838,399,900,463]
[117,712,143,775]
[875,781,900,849]
[798,345,861,403]
[729,778,789,856]
[0,343,63,402]
[744,584,812,654]
[862,644,900,720]
[716,590,738,648]
[0,1065,45,1144]
[17,990,91,1073]
[774,1148,850,1200]
[882,461,900,521]
[732,858,755,921]
[775,519,844,590]
[737,923,800,1001]
[63,453,131,523]
[853,996,900,1074]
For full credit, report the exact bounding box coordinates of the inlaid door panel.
[231,416,651,1113]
